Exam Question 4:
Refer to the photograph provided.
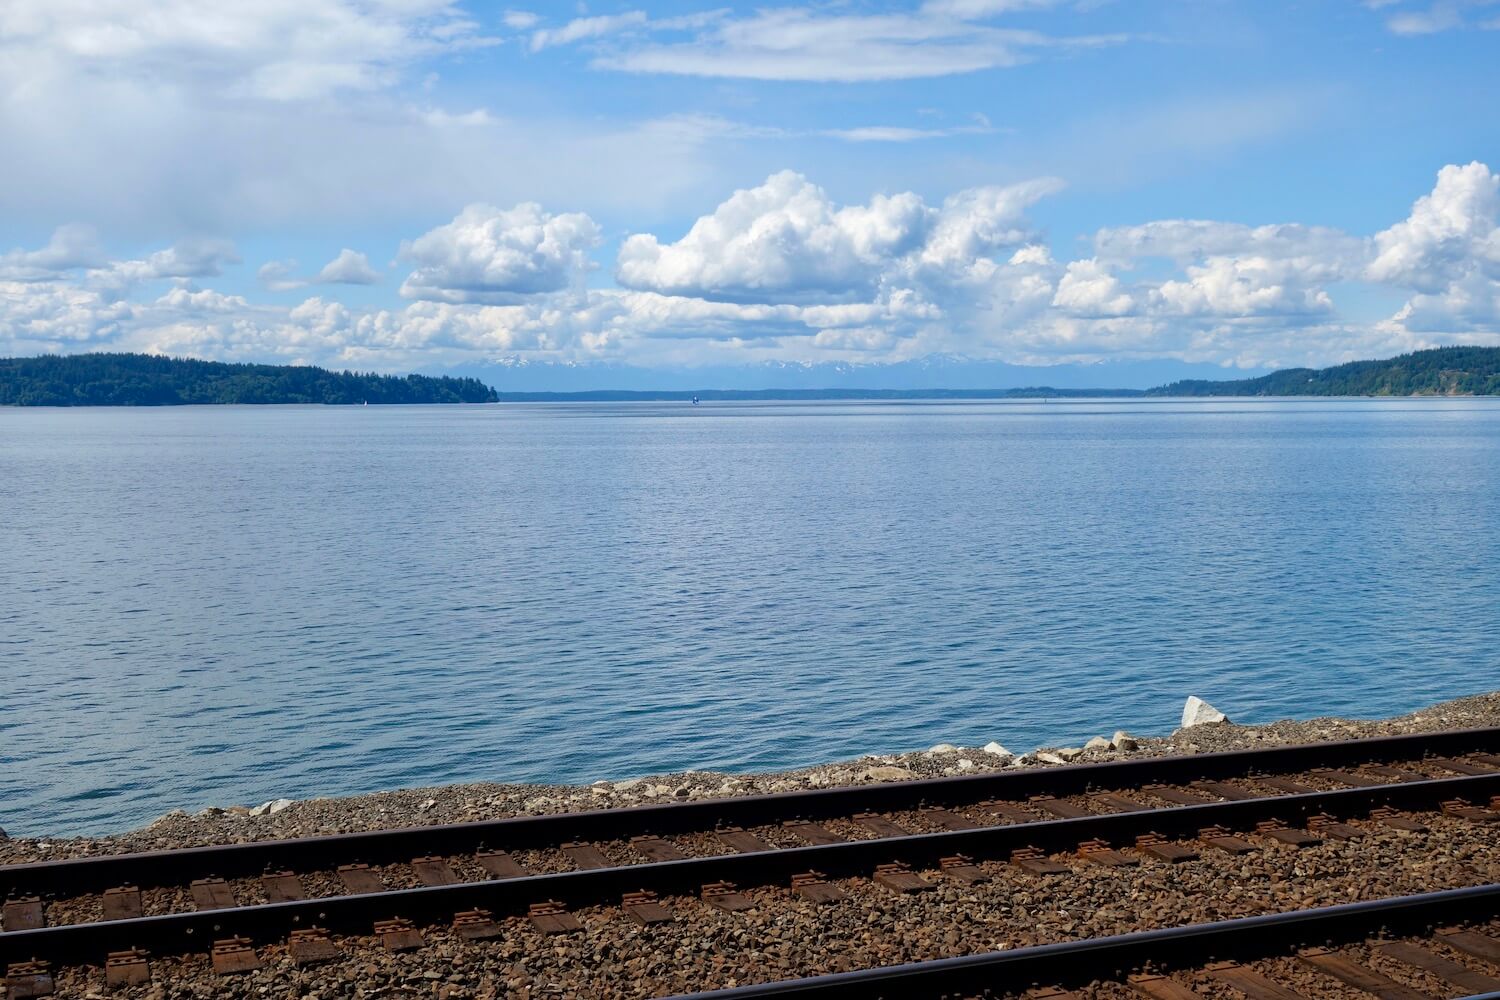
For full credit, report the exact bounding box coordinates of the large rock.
[862,765,916,781]
[1181,696,1229,728]
[982,741,1014,758]
[250,798,294,817]
[1084,736,1112,751]
[1111,730,1139,751]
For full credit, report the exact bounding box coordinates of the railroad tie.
[4,961,53,999]
[288,927,343,964]
[1435,926,1500,964]
[1190,780,1257,801]
[1364,764,1426,782]
[1473,752,1500,768]
[1377,940,1500,993]
[528,900,582,935]
[853,813,910,838]
[1077,839,1138,867]
[1305,813,1363,840]
[1,898,43,932]
[1134,833,1198,863]
[1254,820,1322,847]
[560,842,612,869]
[1310,767,1383,788]
[630,836,687,863]
[1010,847,1069,875]
[783,821,845,845]
[1298,947,1435,1000]
[210,937,262,975]
[938,855,989,884]
[716,826,772,853]
[1253,775,1318,795]
[1029,796,1092,819]
[701,881,754,912]
[374,918,423,952]
[104,949,150,987]
[922,807,982,830]
[977,799,1040,823]
[1090,791,1152,813]
[1203,960,1310,1000]
[260,870,307,902]
[475,849,527,879]
[1127,972,1208,998]
[1430,756,1497,776]
[189,876,236,911]
[1369,806,1427,832]
[336,863,386,894]
[1143,784,1214,806]
[1197,825,1256,854]
[411,856,460,886]
[452,909,503,941]
[872,862,935,894]
[101,885,143,921]
[1440,799,1500,822]
[621,890,674,925]
[1026,988,1080,1000]
[790,871,845,904]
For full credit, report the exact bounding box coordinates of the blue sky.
[2,0,1499,381]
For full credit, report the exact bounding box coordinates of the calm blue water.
[3,398,1499,837]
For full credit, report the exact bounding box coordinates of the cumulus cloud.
[317,249,381,285]
[7,163,1500,373]
[399,203,602,303]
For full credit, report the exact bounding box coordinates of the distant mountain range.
[3,347,1498,405]
[1147,346,1500,397]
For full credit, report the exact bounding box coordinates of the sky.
[2,0,1499,382]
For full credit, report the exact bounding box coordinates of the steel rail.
[3,772,1498,968]
[656,882,1500,998]
[4,726,1498,899]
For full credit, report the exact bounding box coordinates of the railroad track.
[4,728,1500,994]
[662,883,1500,999]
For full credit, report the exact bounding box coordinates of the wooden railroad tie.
[1369,805,1427,832]
[288,927,342,965]
[873,862,935,894]
[790,870,845,904]
[622,890,675,925]
[528,900,583,935]
[5,961,54,999]
[1134,832,1198,863]
[374,917,424,952]
[701,881,754,912]
[1077,839,1137,867]
[104,949,151,987]
[210,937,262,975]
[476,849,527,879]
[452,909,503,941]
[260,870,306,902]
[1197,825,1255,854]
[1,897,43,932]
[939,854,989,883]
[1010,847,1068,875]
[1254,820,1322,847]
[411,856,460,886]
[101,885,142,921]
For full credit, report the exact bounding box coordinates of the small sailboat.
[691,395,700,406]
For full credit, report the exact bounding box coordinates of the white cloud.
[1373,0,1500,34]
[318,249,381,285]
[399,202,602,303]
[592,7,1125,83]
[530,12,648,52]
[0,225,108,280]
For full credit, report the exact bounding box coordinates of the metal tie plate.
[5,961,54,999]
[1077,839,1138,867]
[210,937,262,975]
[104,949,151,987]
[1,898,43,933]
[872,862,935,894]
[1198,825,1255,854]
[1298,947,1432,1000]
[790,871,845,904]
[1134,833,1198,864]
[716,827,772,853]
[783,821,845,845]
[630,836,687,862]
[411,856,460,886]
[1203,961,1309,1000]
[852,813,910,838]
[701,881,754,912]
[374,917,423,952]
[190,877,236,911]
[101,885,143,921]
[476,849,527,879]
[560,842,612,869]
[1010,847,1068,875]
[622,890,675,925]
[260,870,306,902]
[336,863,386,894]
[528,900,583,935]
[288,928,342,965]
[452,909,503,941]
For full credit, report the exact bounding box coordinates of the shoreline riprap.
[4,689,1497,865]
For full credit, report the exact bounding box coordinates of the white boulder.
[982,741,1014,758]
[1084,736,1112,751]
[1111,730,1139,751]
[1181,696,1229,728]
[249,798,294,817]
[927,743,959,754]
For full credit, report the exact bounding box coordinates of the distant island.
[493,387,1141,401]
[1147,346,1500,397]
[0,353,498,406]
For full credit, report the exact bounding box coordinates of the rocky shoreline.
[4,690,1498,865]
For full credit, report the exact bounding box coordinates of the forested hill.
[0,354,498,406]
[1148,347,1500,397]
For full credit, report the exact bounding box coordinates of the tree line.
[1147,346,1500,397]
